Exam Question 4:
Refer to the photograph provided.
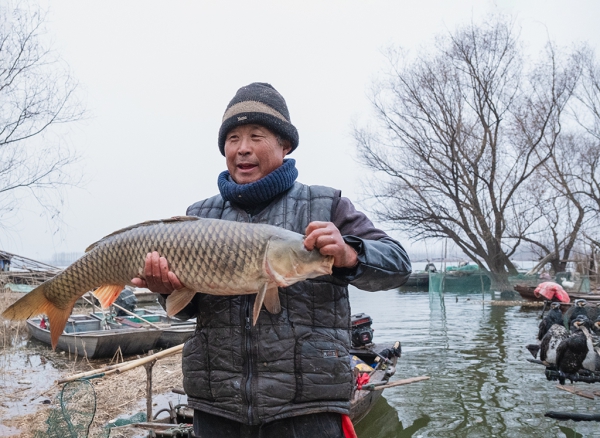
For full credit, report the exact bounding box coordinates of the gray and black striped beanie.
[218,82,299,156]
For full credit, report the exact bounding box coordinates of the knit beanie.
[218,82,299,156]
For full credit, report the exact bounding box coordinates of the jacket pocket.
[182,332,214,401]
[294,333,353,403]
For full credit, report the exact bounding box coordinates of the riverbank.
[0,293,184,438]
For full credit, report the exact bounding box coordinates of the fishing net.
[32,378,151,438]
[33,379,96,438]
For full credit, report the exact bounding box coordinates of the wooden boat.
[89,309,196,349]
[514,284,600,302]
[399,271,429,289]
[348,342,400,423]
[26,314,162,358]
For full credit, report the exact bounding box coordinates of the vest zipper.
[243,296,253,424]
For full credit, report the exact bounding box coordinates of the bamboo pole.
[57,344,184,384]
[361,375,429,391]
[110,302,163,330]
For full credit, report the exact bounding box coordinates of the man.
[132,82,411,437]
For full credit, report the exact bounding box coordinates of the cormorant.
[555,315,598,375]
[538,302,564,341]
[565,299,589,327]
[525,302,565,359]
[540,323,569,366]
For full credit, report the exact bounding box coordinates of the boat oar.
[361,375,429,391]
[57,343,184,384]
[110,302,162,330]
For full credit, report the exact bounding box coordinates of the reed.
[0,292,28,349]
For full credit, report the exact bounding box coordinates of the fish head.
[265,235,334,287]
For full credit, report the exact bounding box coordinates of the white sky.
[3,0,600,263]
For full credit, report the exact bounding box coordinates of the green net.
[31,379,150,438]
[428,271,491,293]
[33,380,96,438]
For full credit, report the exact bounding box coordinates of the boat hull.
[26,317,162,359]
[514,284,600,302]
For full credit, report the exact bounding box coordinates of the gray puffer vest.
[182,182,352,425]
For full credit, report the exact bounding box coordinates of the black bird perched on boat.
[565,299,589,327]
[539,323,569,366]
[538,302,564,341]
[593,315,600,336]
[525,302,566,359]
[555,315,596,378]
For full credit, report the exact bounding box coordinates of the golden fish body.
[1,216,334,348]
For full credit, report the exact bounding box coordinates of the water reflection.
[349,287,599,438]
[354,396,431,437]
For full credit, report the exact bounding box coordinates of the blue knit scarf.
[218,158,298,206]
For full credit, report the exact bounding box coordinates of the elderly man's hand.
[304,221,358,268]
[131,251,183,294]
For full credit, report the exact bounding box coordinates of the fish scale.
[2,216,333,349]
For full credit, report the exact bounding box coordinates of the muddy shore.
[0,293,184,438]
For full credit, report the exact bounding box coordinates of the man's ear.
[282,140,292,155]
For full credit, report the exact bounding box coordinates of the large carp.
[1,216,334,349]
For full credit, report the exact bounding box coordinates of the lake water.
[349,286,600,438]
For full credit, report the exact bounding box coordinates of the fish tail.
[1,283,74,350]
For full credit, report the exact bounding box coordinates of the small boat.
[90,309,196,349]
[26,314,162,358]
[348,342,400,423]
[514,284,600,302]
[399,262,437,290]
[399,271,429,289]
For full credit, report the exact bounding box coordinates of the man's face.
[224,124,291,184]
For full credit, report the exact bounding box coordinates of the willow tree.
[355,16,579,290]
[0,3,83,233]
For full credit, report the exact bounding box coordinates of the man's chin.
[233,172,261,184]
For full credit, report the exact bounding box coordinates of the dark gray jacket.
[171,182,411,425]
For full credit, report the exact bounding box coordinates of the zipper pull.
[246,316,251,330]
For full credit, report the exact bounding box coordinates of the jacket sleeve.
[330,197,412,291]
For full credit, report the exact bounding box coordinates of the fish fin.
[93,284,124,309]
[263,286,281,315]
[85,216,200,252]
[1,283,74,350]
[252,285,281,325]
[165,288,196,316]
[252,283,268,326]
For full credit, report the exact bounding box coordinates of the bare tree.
[0,3,83,233]
[355,16,579,290]
[515,135,588,274]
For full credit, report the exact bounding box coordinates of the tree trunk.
[487,271,514,292]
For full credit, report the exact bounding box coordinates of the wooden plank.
[557,385,596,400]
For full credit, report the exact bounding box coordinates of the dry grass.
[0,292,28,348]
[0,292,185,438]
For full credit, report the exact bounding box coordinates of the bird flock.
[527,299,600,384]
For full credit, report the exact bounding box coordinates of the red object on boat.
[356,372,370,390]
[533,282,570,303]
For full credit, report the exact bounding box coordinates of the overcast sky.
[3,0,600,264]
